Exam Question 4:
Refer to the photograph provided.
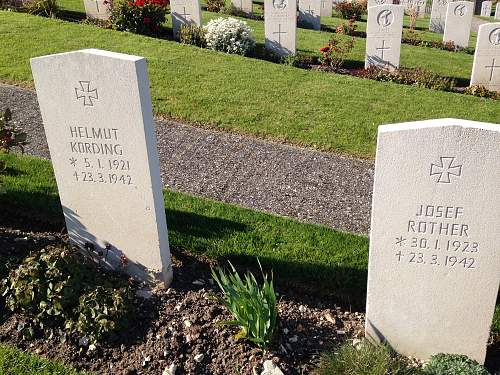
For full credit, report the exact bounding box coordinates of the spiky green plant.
[211,261,277,349]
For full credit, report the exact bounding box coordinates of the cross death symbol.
[180,6,191,20]
[430,156,462,184]
[395,236,407,246]
[396,251,404,261]
[273,24,287,43]
[485,58,500,81]
[376,40,390,60]
[95,0,100,12]
[75,81,98,107]
[306,5,315,15]
[69,157,77,167]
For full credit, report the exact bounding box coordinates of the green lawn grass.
[1,11,499,158]
[0,345,85,375]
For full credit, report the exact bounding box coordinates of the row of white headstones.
[31,48,499,368]
[366,4,500,93]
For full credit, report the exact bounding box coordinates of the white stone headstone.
[368,0,393,8]
[471,22,500,92]
[495,2,500,19]
[231,0,253,15]
[264,0,297,56]
[30,49,173,285]
[443,1,473,48]
[480,0,492,15]
[429,0,449,33]
[365,4,404,70]
[83,0,112,20]
[320,0,333,17]
[299,0,321,30]
[402,0,426,17]
[170,0,202,38]
[366,118,500,364]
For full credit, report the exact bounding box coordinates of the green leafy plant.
[334,0,366,20]
[363,66,455,91]
[423,353,489,375]
[206,0,224,12]
[111,0,168,35]
[464,85,499,100]
[22,0,58,16]
[0,108,28,154]
[1,246,135,343]
[335,18,358,36]
[319,35,355,70]
[315,339,420,375]
[179,24,206,47]
[211,261,277,348]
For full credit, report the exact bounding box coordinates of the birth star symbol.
[395,236,406,246]
[75,81,98,107]
[69,157,77,167]
[430,156,462,184]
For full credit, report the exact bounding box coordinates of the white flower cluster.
[203,17,256,56]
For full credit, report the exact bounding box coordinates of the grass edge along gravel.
[1,152,499,337]
[1,11,500,159]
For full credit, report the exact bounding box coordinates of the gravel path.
[0,83,374,235]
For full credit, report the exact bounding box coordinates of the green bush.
[178,24,206,47]
[464,85,500,100]
[111,0,168,35]
[206,0,224,12]
[23,0,58,16]
[319,35,355,70]
[211,261,277,349]
[1,246,135,343]
[423,354,490,375]
[315,339,420,375]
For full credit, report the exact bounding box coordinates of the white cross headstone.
[83,0,112,20]
[471,22,500,92]
[30,49,173,285]
[443,1,473,48]
[480,0,492,16]
[429,0,448,33]
[170,0,202,38]
[299,0,322,30]
[264,0,297,56]
[231,0,253,15]
[365,4,404,71]
[366,118,500,364]
[320,0,333,17]
[367,0,393,9]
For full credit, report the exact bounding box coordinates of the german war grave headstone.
[429,0,448,33]
[298,0,321,30]
[471,22,500,92]
[366,118,500,364]
[83,0,112,20]
[264,0,297,56]
[443,1,473,49]
[30,49,173,285]
[481,0,492,16]
[232,0,253,16]
[365,4,404,70]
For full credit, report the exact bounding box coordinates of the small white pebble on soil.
[298,305,306,313]
[336,330,346,335]
[78,337,89,347]
[192,279,204,286]
[288,335,298,343]
[183,320,192,328]
[163,363,177,375]
[88,344,96,352]
[261,359,284,375]
[194,354,204,363]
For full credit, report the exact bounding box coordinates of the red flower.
[319,46,330,53]
[143,16,152,24]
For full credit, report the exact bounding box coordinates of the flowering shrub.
[319,35,355,70]
[111,0,168,35]
[335,18,358,35]
[204,17,255,55]
[363,66,455,91]
[334,0,366,20]
[464,85,499,100]
[179,24,206,47]
[0,0,58,16]
[402,31,474,54]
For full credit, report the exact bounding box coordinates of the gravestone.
[366,118,500,364]
[264,0,297,56]
[443,1,473,48]
[429,0,448,33]
[320,0,333,17]
[30,49,173,285]
[471,22,500,92]
[365,4,404,70]
[170,0,202,38]
[495,2,500,19]
[83,0,112,20]
[231,0,253,15]
[368,0,393,8]
[299,0,321,30]
[480,0,492,15]
[402,0,426,17]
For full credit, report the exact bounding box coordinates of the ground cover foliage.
[1,12,499,158]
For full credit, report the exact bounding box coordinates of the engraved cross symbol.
[485,58,500,81]
[321,0,326,8]
[273,23,287,43]
[180,6,191,20]
[430,156,462,184]
[75,81,98,107]
[376,40,390,60]
[306,4,315,15]
[95,0,100,11]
